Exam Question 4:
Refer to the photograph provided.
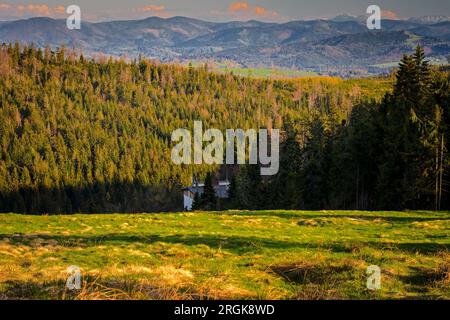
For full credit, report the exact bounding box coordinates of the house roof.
[182,180,230,191]
[182,180,231,198]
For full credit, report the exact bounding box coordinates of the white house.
[182,179,231,211]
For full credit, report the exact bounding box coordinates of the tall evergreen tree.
[269,121,303,209]
[200,173,217,211]
[377,46,439,209]
[191,192,202,211]
[301,118,331,210]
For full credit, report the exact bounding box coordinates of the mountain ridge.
[1,15,449,77]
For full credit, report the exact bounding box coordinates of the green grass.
[372,58,450,69]
[187,61,319,79]
[371,62,400,68]
[0,210,449,300]
[405,31,422,47]
[216,67,319,78]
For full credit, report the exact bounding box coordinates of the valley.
[1,16,450,77]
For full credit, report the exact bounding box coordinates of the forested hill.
[1,16,450,76]
[0,44,448,213]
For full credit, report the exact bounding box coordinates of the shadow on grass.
[0,279,67,300]
[399,267,440,287]
[1,233,448,255]
[0,277,199,300]
[397,265,449,299]
[212,211,450,223]
[270,263,357,285]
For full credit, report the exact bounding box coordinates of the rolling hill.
[1,15,450,76]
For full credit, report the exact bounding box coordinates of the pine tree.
[227,176,239,209]
[201,173,217,211]
[191,192,202,211]
[377,46,437,209]
[301,118,331,210]
[269,121,303,209]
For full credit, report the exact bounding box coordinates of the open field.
[187,61,319,78]
[213,66,319,78]
[0,211,449,300]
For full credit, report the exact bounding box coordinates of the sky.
[0,0,449,22]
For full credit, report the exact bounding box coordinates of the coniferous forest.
[0,43,449,213]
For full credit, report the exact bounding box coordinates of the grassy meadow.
[0,210,449,300]
[187,60,320,78]
[214,66,319,78]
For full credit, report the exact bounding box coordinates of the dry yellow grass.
[0,211,449,300]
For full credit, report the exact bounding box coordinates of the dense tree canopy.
[1,43,447,213]
[230,47,450,211]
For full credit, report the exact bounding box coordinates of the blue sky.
[0,1,449,22]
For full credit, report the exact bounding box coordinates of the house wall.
[183,181,230,210]
[214,185,229,198]
[184,194,194,211]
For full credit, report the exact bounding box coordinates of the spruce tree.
[269,121,303,209]
[201,173,217,211]
[191,192,202,211]
[227,176,239,209]
[377,46,436,209]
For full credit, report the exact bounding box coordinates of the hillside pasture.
[0,210,448,300]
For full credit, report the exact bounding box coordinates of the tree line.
[0,43,447,213]
[224,47,450,211]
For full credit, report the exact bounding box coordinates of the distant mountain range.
[1,15,450,76]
